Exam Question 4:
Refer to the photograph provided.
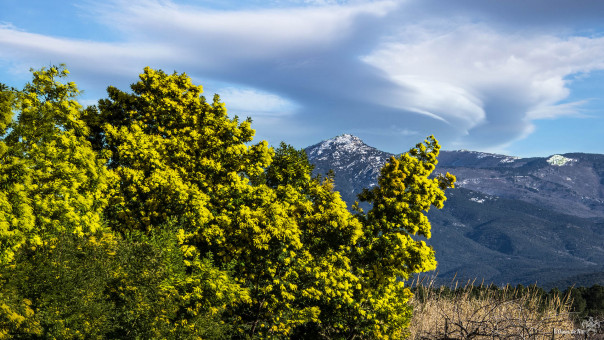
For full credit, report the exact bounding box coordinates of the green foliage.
[1,226,235,339]
[564,284,604,319]
[84,67,272,239]
[340,137,456,338]
[0,84,14,134]
[5,233,118,339]
[1,65,456,339]
[263,142,314,190]
[0,65,112,267]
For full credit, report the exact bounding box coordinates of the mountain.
[305,134,604,288]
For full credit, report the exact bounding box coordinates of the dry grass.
[408,278,577,340]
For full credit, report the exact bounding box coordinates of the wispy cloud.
[217,87,298,116]
[363,23,604,149]
[1,0,603,153]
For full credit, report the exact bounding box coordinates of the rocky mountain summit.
[305,134,604,288]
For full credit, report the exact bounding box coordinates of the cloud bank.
[1,0,604,154]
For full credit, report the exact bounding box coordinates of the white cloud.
[0,25,174,91]
[1,0,604,152]
[362,23,604,148]
[526,100,589,120]
[89,0,396,62]
[217,87,297,115]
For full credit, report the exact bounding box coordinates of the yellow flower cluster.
[0,66,455,339]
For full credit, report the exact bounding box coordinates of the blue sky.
[1,0,604,157]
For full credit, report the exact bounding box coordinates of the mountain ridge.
[305,134,604,288]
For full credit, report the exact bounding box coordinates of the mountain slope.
[305,134,604,287]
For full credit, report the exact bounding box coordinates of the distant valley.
[305,134,604,288]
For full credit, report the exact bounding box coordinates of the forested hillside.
[306,135,604,287]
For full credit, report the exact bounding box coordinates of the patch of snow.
[470,197,485,204]
[458,178,481,186]
[547,155,576,166]
[454,149,518,161]
[500,156,520,163]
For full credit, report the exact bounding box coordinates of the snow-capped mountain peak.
[306,134,375,158]
[306,134,393,201]
[331,133,362,145]
[303,136,604,288]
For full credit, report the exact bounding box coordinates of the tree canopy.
[0,65,455,339]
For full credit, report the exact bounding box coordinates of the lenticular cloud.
[1,0,604,152]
